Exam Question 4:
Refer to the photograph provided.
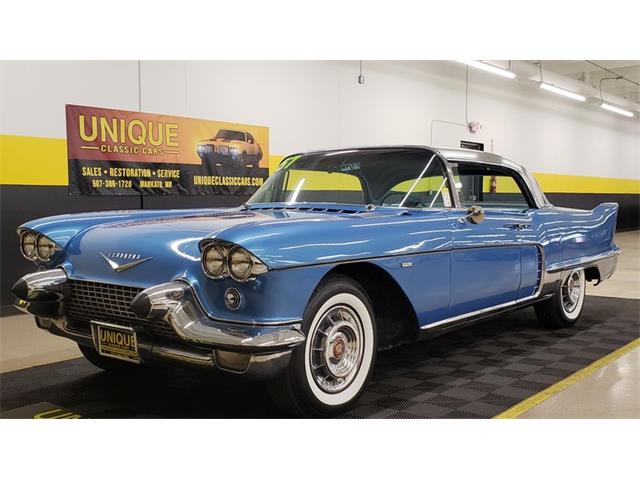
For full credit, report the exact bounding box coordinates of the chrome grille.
[66,279,178,339]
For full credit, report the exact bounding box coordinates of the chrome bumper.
[12,269,305,379]
[545,247,620,284]
[129,282,305,352]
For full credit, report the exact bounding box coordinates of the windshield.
[214,129,245,141]
[248,148,453,208]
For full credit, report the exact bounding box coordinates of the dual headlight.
[19,230,59,262]
[202,242,267,282]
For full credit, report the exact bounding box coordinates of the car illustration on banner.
[196,128,263,167]
[12,146,620,416]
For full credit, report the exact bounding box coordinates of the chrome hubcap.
[562,270,582,313]
[309,305,364,393]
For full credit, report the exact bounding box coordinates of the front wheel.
[268,274,377,417]
[534,268,586,328]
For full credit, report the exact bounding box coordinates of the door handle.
[504,223,530,230]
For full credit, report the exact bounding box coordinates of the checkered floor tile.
[1,295,638,418]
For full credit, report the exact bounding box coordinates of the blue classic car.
[12,146,619,416]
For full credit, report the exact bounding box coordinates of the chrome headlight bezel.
[36,234,57,261]
[19,230,38,260]
[18,229,59,262]
[227,245,254,282]
[203,243,227,278]
[201,241,268,282]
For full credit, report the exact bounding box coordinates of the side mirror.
[460,205,485,224]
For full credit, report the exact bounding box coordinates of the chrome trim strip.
[273,242,527,272]
[546,248,621,273]
[150,344,214,367]
[421,299,519,330]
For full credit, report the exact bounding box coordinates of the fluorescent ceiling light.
[457,60,516,79]
[539,82,586,102]
[600,102,634,118]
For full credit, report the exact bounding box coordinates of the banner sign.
[66,105,269,195]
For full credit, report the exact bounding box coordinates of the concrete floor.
[521,230,639,418]
[0,231,638,417]
[0,313,81,373]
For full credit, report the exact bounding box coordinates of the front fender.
[186,264,334,325]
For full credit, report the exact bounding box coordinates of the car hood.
[59,210,269,285]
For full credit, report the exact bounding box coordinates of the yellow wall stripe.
[534,172,640,195]
[2,134,639,194]
[494,337,640,419]
[0,135,68,186]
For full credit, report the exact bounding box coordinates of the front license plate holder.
[91,321,140,364]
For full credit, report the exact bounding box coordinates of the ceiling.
[528,60,640,105]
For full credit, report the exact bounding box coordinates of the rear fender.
[560,203,618,262]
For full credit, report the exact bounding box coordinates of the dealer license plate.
[92,322,139,363]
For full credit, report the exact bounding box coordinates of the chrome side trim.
[421,300,512,330]
[546,248,621,273]
[273,242,528,273]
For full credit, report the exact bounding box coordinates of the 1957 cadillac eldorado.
[12,146,619,416]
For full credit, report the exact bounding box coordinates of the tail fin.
[592,202,619,246]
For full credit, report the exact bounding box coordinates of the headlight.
[201,241,268,281]
[36,234,57,261]
[20,231,38,259]
[228,246,254,281]
[203,243,226,278]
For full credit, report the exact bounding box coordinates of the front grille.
[66,279,178,339]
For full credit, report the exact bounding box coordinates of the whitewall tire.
[534,268,586,328]
[268,273,377,416]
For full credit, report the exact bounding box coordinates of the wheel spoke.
[308,304,365,394]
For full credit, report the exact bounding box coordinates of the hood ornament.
[99,252,152,273]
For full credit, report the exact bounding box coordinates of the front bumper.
[12,269,305,378]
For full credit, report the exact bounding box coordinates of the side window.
[383,158,452,208]
[247,132,255,144]
[452,163,532,210]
